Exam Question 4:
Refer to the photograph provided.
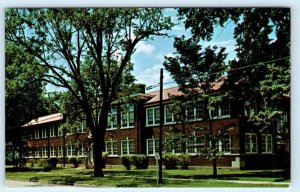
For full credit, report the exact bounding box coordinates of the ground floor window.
[50,146,56,157]
[261,134,273,154]
[35,148,41,157]
[105,140,118,156]
[245,133,258,154]
[42,147,48,157]
[147,137,159,156]
[219,135,231,154]
[121,139,135,155]
[187,136,205,154]
[57,146,63,157]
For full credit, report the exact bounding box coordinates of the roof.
[145,81,224,104]
[22,113,64,127]
[146,87,183,104]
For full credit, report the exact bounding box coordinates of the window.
[79,120,86,133]
[67,145,75,157]
[146,107,160,126]
[42,147,48,157]
[58,125,63,136]
[187,136,205,154]
[105,140,118,156]
[58,146,63,157]
[107,108,118,130]
[35,129,40,139]
[147,137,159,156]
[186,106,195,120]
[245,133,258,154]
[50,125,58,137]
[219,135,231,154]
[50,146,56,157]
[35,148,41,157]
[41,127,48,138]
[121,105,135,128]
[195,102,205,119]
[77,145,85,156]
[262,134,273,153]
[220,102,231,117]
[165,104,175,124]
[121,139,135,155]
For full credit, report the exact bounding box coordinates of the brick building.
[17,86,290,169]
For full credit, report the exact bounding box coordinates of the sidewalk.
[5,179,81,188]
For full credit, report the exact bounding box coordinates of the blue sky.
[132,8,237,91]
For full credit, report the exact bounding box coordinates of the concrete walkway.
[5,180,80,188]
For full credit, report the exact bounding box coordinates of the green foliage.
[121,156,132,170]
[5,8,174,177]
[130,155,149,169]
[48,157,59,168]
[177,154,190,170]
[163,153,179,170]
[68,156,81,168]
[37,159,47,167]
[28,159,35,168]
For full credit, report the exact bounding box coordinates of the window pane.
[147,109,154,125]
[154,108,160,124]
[165,105,174,123]
[195,102,205,119]
[147,139,154,155]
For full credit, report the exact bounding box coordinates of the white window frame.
[186,102,205,121]
[42,147,48,157]
[220,102,231,118]
[57,146,63,157]
[58,124,63,136]
[35,148,41,157]
[261,134,273,154]
[49,125,57,137]
[41,127,48,138]
[146,107,160,126]
[245,133,258,154]
[105,139,118,156]
[146,137,159,156]
[164,104,175,124]
[218,135,231,154]
[121,104,135,129]
[121,138,135,155]
[35,129,40,139]
[79,120,86,133]
[107,108,118,130]
[50,146,56,157]
[186,136,205,154]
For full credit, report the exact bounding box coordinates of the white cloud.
[135,41,155,56]
[134,63,174,89]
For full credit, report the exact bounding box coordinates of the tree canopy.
[5,8,173,177]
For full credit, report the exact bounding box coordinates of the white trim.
[245,133,258,154]
[121,138,135,156]
[261,133,273,154]
[146,137,159,156]
[146,107,160,126]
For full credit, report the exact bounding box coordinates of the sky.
[131,8,237,92]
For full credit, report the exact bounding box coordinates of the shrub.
[68,156,80,168]
[28,159,35,167]
[163,153,179,169]
[37,159,47,167]
[130,155,149,169]
[48,157,58,168]
[178,154,190,170]
[102,152,109,168]
[43,164,52,172]
[121,155,131,170]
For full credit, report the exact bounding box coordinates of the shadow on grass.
[164,170,290,181]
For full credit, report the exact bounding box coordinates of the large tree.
[164,36,228,177]
[5,8,173,177]
[178,8,290,134]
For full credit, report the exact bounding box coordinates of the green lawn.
[5,166,290,188]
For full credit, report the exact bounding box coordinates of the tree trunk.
[92,134,105,177]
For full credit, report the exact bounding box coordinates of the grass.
[5,166,290,188]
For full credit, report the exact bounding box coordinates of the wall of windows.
[107,108,118,130]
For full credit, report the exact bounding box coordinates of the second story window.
[146,107,160,126]
[121,104,135,128]
[107,108,118,130]
[50,125,58,137]
[41,127,47,138]
[165,104,175,124]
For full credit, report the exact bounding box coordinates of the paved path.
[5,180,79,188]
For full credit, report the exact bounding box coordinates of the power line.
[146,56,290,89]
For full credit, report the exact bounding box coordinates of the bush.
[37,159,47,167]
[121,155,131,170]
[28,159,35,167]
[43,164,52,172]
[178,154,190,170]
[102,152,109,168]
[163,153,179,169]
[68,156,80,168]
[48,157,58,168]
[130,155,149,169]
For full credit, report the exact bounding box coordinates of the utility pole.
[158,68,164,185]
